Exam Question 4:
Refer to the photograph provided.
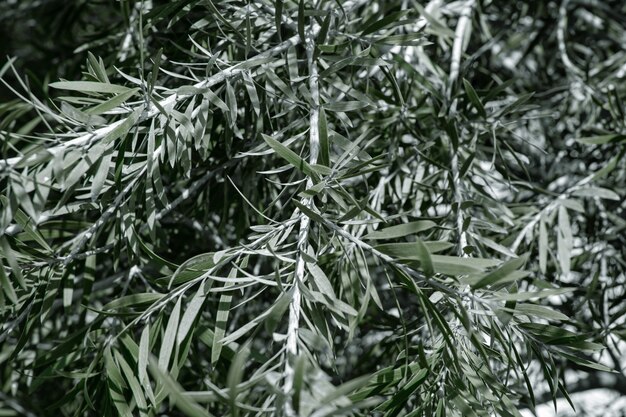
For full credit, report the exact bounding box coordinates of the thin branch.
[451,152,468,256]
[283,20,320,416]
[448,0,475,257]
[448,0,476,92]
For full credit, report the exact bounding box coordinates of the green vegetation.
[1,1,625,416]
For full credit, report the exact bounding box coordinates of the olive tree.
[1,1,624,416]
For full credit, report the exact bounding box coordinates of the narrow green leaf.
[490,287,575,301]
[167,252,216,287]
[102,111,140,144]
[14,208,52,252]
[376,244,499,274]
[557,206,571,275]
[361,11,410,36]
[473,233,518,258]
[291,199,325,223]
[148,359,212,417]
[87,52,109,83]
[109,383,133,417]
[134,232,177,271]
[91,151,113,201]
[298,0,305,43]
[513,304,569,321]
[364,220,436,240]
[324,101,370,112]
[158,298,181,370]
[205,89,229,114]
[293,355,306,413]
[472,254,528,289]
[307,263,334,295]
[103,293,164,310]
[262,134,313,176]
[86,88,139,115]
[299,181,325,198]
[319,107,330,166]
[373,32,425,46]
[0,237,25,289]
[317,11,331,47]
[104,347,127,390]
[320,374,372,403]
[591,149,625,181]
[63,156,91,191]
[138,325,150,384]
[275,0,283,40]
[572,187,620,201]
[494,92,534,117]
[115,350,149,417]
[149,48,163,93]
[0,265,17,304]
[212,270,235,364]
[287,45,299,82]
[560,352,614,372]
[575,134,625,145]
[49,81,131,94]
[242,72,260,116]
[225,80,237,127]
[430,255,500,275]
[178,287,207,344]
[414,238,433,277]
[424,241,455,253]
[459,153,475,178]
[264,288,292,334]
[220,291,290,345]
[265,68,298,102]
[227,346,249,417]
[463,79,487,118]
[204,0,245,41]
[387,368,428,407]
[539,215,548,274]
[517,323,584,345]
[308,288,358,317]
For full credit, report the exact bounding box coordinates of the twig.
[448,0,476,93]
[283,21,320,417]
[451,152,468,256]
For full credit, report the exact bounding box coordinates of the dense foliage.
[1,1,625,416]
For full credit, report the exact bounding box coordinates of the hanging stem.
[449,0,476,255]
[283,20,320,417]
[449,0,476,90]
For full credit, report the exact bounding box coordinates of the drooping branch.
[448,0,476,255]
[449,0,476,90]
[283,20,320,417]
